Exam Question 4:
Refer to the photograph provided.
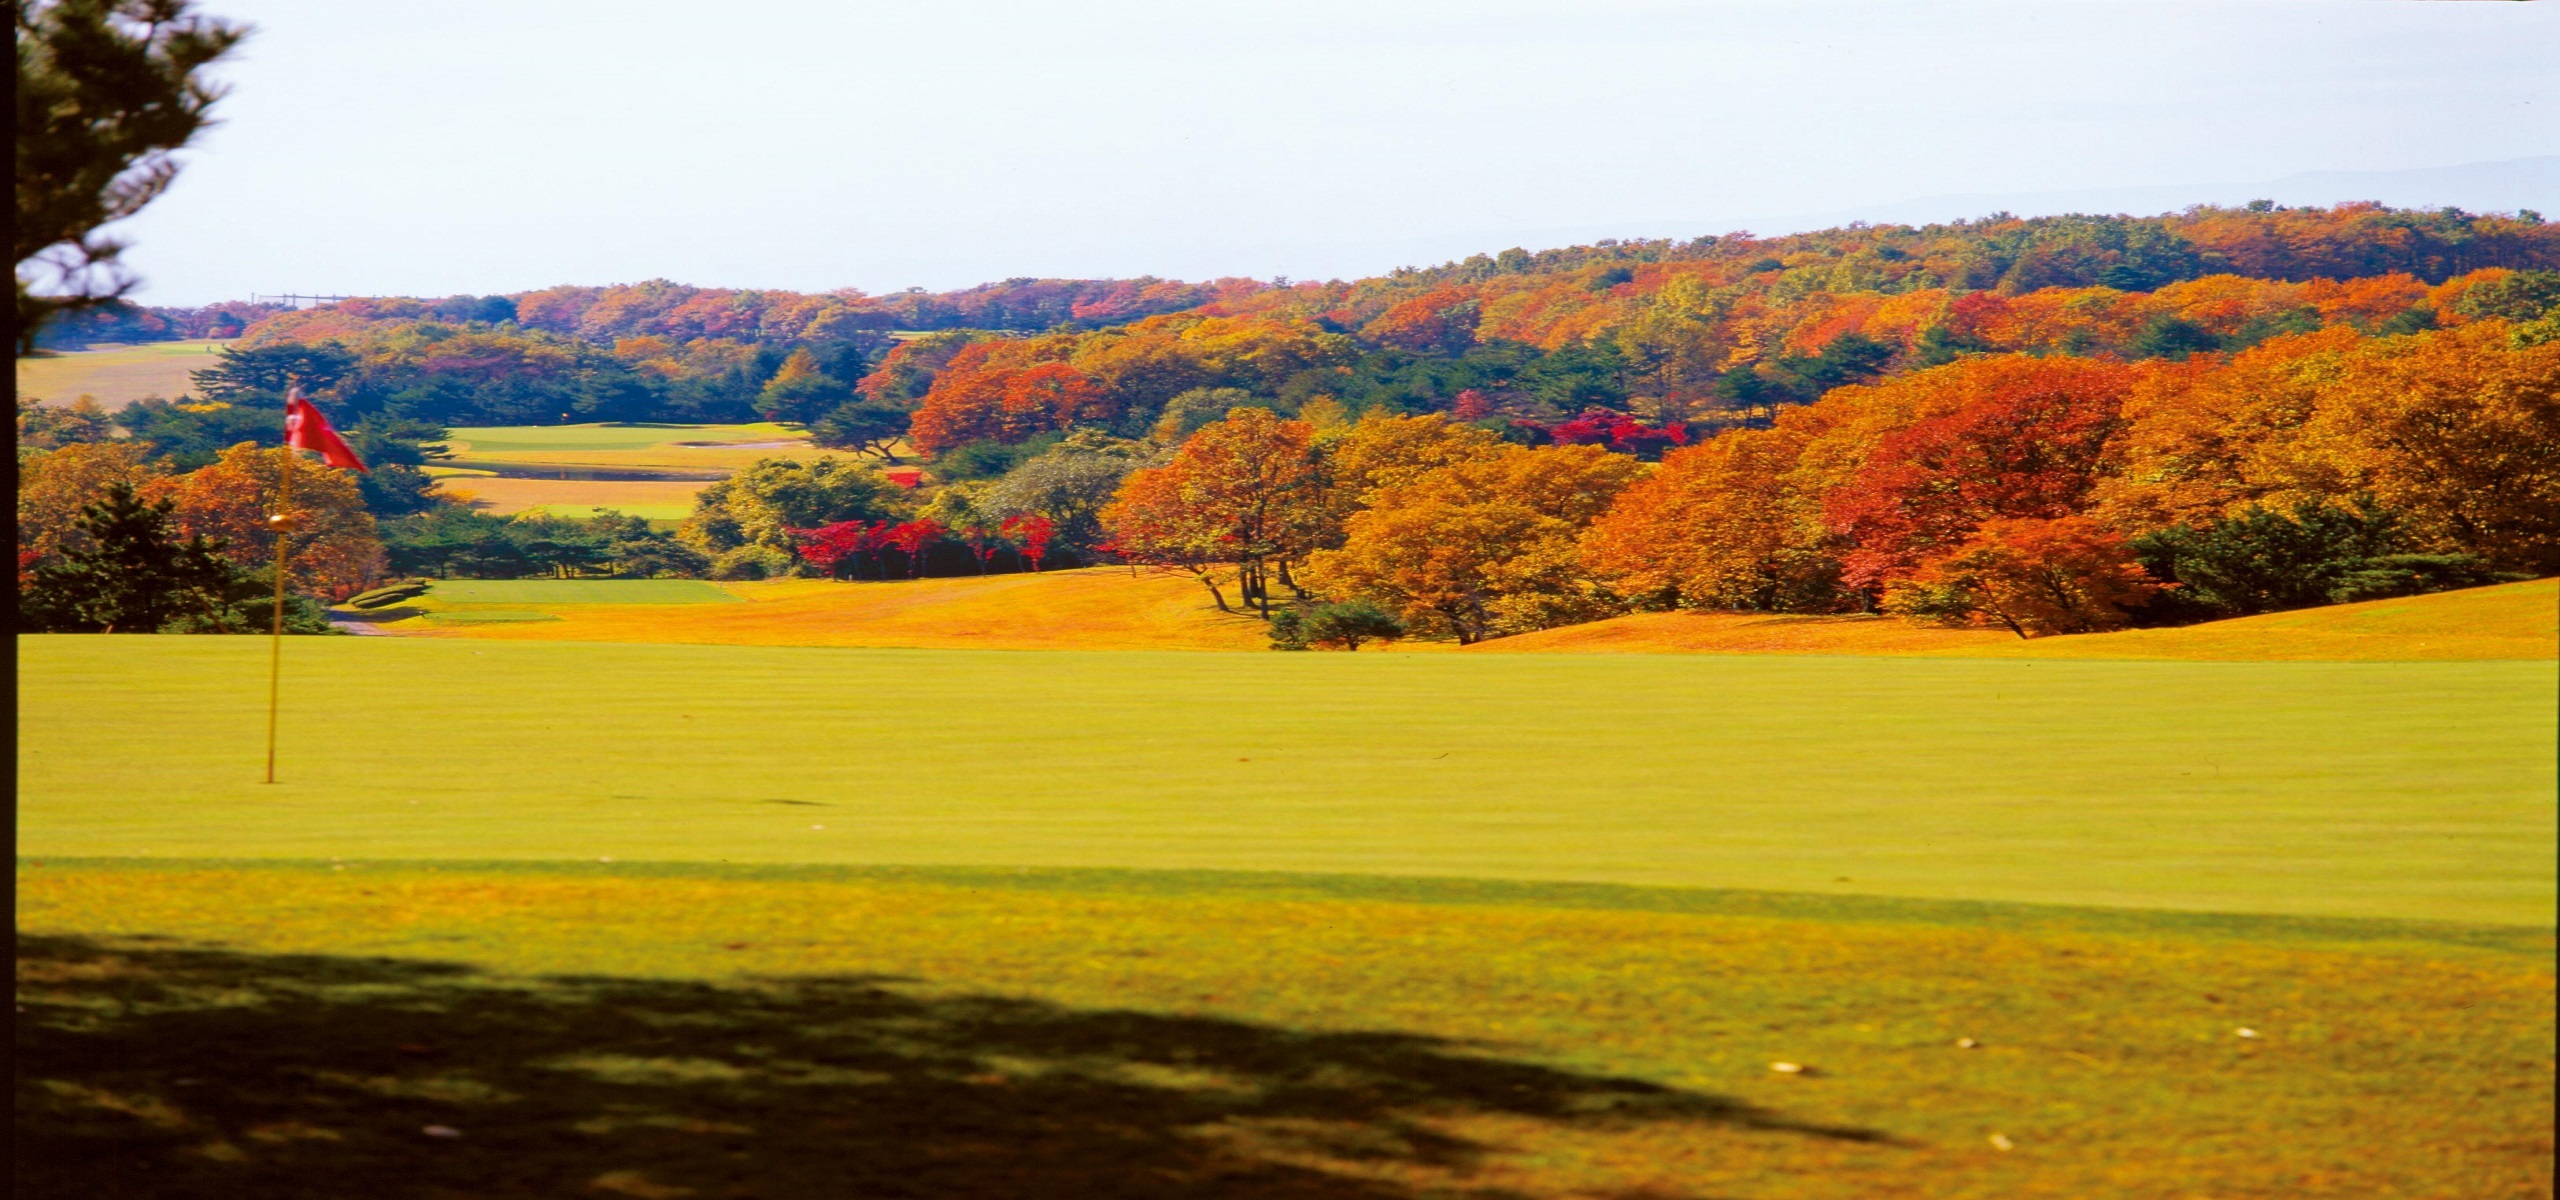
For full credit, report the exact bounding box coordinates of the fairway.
[17,636,2554,924]
[423,579,741,605]
[428,474,705,520]
[432,422,879,518]
[17,860,2552,1200]
[14,339,233,408]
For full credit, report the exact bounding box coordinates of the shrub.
[1269,600,1409,651]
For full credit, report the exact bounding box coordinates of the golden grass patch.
[390,568,1272,651]
[1482,578,2556,662]
[14,339,233,409]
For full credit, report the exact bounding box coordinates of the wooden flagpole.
[265,444,296,784]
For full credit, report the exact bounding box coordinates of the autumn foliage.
[25,204,2555,631]
[1306,443,1641,643]
[1583,320,2558,634]
[1886,517,2162,637]
[1100,409,1325,612]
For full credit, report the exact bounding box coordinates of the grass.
[13,339,234,409]
[16,860,2552,1198]
[1476,609,2020,655]
[18,632,2555,1193]
[375,569,2559,662]
[442,422,850,474]
[17,635,2554,924]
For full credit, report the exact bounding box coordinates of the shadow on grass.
[15,934,1887,1199]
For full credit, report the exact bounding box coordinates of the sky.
[88,0,2560,306]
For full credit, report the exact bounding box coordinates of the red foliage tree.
[789,520,874,579]
[882,519,944,578]
[1823,356,2144,595]
[1001,514,1056,572]
[1513,408,1690,459]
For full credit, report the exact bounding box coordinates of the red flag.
[284,387,367,472]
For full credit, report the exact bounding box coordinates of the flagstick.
[265,450,294,784]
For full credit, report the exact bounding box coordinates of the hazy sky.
[96,0,2560,305]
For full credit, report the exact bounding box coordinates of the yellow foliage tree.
[1306,444,1643,643]
[1316,411,1505,518]
[2282,324,2560,572]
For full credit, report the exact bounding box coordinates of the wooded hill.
[198,201,2557,434]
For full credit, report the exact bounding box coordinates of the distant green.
[425,579,739,605]
[15,636,2555,924]
[445,422,799,452]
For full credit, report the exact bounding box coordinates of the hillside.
[1478,578,2555,661]
[1950,577,2558,661]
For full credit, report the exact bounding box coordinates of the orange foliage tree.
[2097,322,2560,572]
[1100,409,1326,612]
[1887,516,2162,637]
[146,444,385,598]
[1579,419,1837,610]
[1362,287,1482,353]
[1315,412,1506,524]
[906,340,1113,455]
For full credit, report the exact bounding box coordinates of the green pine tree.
[17,482,265,632]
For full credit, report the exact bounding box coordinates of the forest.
[17,201,2560,639]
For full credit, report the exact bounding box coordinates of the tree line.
[1084,313,2552,645]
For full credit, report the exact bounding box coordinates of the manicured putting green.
[17,636,2554,924]
[425,579,739,605]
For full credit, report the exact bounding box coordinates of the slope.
[1474,577,2557,661]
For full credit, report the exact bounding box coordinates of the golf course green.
[18,634,2556,1198]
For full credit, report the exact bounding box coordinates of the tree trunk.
[1198,572,1231,612]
